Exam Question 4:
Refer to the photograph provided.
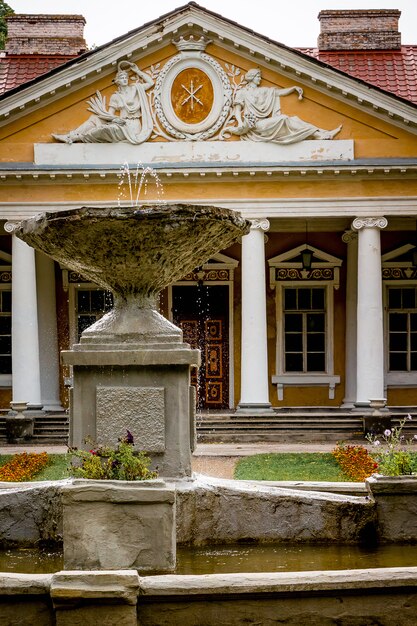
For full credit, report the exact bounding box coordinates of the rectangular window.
[388,287,417,372]
[76,289,113,340]
[0,290,11,374]
[283,287,326,373]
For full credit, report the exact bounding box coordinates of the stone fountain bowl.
[15,205,251,344]
[15,205,250,297]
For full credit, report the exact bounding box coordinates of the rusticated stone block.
[62,480,176,572]
[51,570,138,626]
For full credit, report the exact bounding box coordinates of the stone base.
[366,475,417,542]
[5,415,34,443]
[62,480,176,572]
[51,570,139,626]
[362,413,392,436]
[235,402,275,415]
[62,341,200,478]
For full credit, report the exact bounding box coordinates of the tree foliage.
[0,1,14,50]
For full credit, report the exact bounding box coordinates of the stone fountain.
[15,204,250,478]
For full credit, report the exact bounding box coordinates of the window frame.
[281,286,327,374]
[68,283,113,346]
[276,282,335,377]
[0,283,12,387]
[268,244,341,401]
[384,281,417,387]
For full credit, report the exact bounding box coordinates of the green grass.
[33,454,70,481]
[234,453,349,482]
[0,453,70,481]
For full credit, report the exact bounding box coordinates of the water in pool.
[1,543,417,574]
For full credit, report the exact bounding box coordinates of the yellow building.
[0,4,417,434]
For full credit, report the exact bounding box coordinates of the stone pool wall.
[0,476,376,547]
[176,476,375,544]
[1,568,417,625]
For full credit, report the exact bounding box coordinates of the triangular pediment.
[1,1,417,138]
[0,250,12,265]
[204,252,238,268]
[382,244,416,266]
[269,244,342,268]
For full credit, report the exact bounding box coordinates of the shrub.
[0,451,49,482]
[68,430,158,481]
[366,415,417,476]
[332,443,378,482]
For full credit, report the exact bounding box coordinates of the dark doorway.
[172,285,229,410]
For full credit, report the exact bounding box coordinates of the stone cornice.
[2,196,417,223]
[2,161,417,185]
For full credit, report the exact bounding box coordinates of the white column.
[237,218,273,414]
[36,251,63,411]
[10,233,42,409]
[352,217,387,406]
[341,230,358,408]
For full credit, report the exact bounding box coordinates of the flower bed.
[332,444,378,482]
[0,452,49,482]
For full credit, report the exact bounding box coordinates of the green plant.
[332,444,378,482]
[366,415,417,476]
[68,430,158,481]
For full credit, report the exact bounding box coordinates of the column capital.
[4,221,19,233]
[342,230,358,244]
[352,217,388,231]
[250,218,270,232]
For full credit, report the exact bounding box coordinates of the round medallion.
[154,53,232,140]
[171,68,214,125]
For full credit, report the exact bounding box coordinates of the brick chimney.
[318,9,401,50]
[5,14,87,55]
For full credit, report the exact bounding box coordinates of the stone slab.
[62,481,176,572]
[366,475,417,541]
[0,573,52,595]
[34,139,354,166]
[51,570,139,604]
[140,566,417,596]
[61,347,200,366]
[96,385,165,452]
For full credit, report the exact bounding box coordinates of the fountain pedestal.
[62,325,199,478]
[61,295,200,477]
[15,205,250,479]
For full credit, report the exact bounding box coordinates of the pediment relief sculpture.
[221,69,341,143]
[52,45,342,146]
[52,61,154,145]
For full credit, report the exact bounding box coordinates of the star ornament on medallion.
[153,35,232,141]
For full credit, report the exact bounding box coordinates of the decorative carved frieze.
[68,271,87,283]
[0,271,11,283]
[275,268,334,281]
[182,269,230,282]
[382,267,417,280]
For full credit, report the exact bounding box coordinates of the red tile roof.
[299,46,417,104]
[0,54,78,94]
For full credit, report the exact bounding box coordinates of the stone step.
[197,424,362,432]
[197,431,365,443]
[197,418,362,425]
